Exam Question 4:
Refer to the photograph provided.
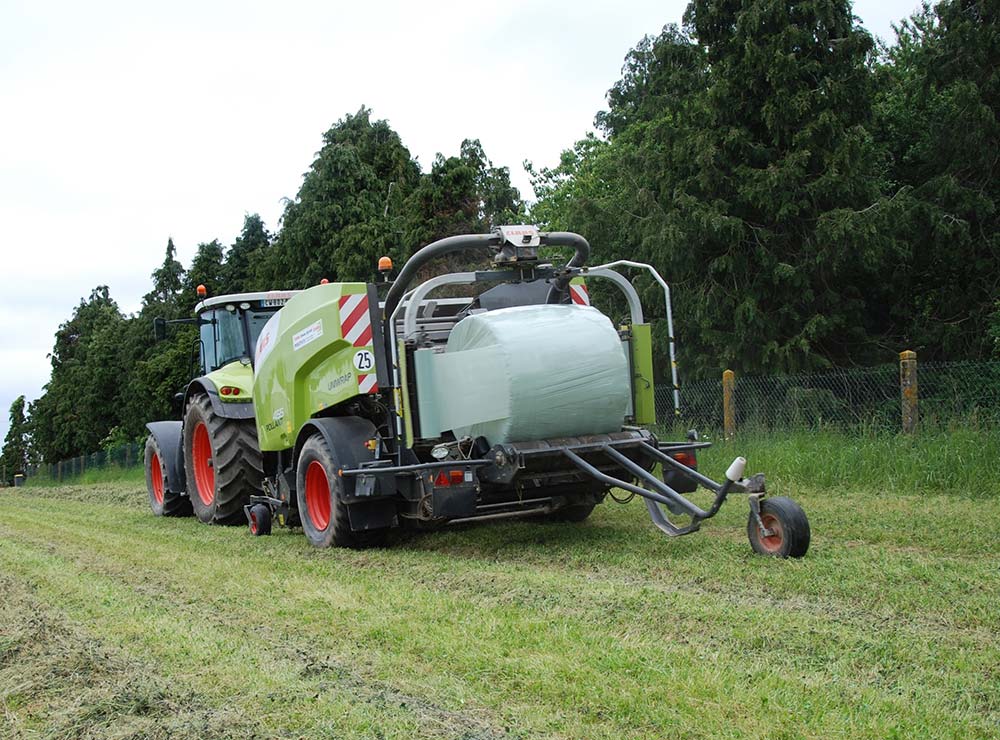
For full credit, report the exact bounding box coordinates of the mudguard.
[293,416,396,531]
[184,378,256,420]
[145,421,186,493]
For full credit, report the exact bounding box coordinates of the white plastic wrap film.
[438,304,630,445]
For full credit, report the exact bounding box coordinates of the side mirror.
[153,317,167,341]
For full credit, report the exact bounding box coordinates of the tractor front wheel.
[295,433,383,548]
[183,394,263,525]
[144,436,192,517]
[747,496,810,558]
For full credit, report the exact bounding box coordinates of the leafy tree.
[0,396,29,482]
[144,237,185,307]
[874,0,1000,358]
[533,4,890,378]
[182,239,225,305]
[224,214,271,293]
[258,107,421,286]
[30,287,126,460]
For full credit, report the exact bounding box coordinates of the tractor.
[145,288,296,523]
[145,226,810,558]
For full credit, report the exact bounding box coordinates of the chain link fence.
[22,442,144,484]
[13,358,999,484]
[658,359,1000,433]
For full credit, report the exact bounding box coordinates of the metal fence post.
[723,369,736,439]
[900,350,918,433]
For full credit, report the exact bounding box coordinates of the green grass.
[674,426,1000,495]
[24,464,145,488]
[1,432,999,738]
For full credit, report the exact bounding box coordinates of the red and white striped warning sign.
[339,293,378,394]
[570,283,590,306]
[339,294,373,346]
[358,372,378,394]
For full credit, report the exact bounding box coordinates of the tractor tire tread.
[144,435,192,517]
[184,394,263,525]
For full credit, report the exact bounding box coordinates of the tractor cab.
[193,291,296,374]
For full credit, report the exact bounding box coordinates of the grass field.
[2,434,999,738]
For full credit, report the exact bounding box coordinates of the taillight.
[220,386,241,397]
[673,451,697,469]
[434,470,469,487]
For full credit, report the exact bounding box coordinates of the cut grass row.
[2,436,999,738]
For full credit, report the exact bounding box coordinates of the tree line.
[2,0,997,476]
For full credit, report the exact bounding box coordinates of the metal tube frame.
[582,260,680,417]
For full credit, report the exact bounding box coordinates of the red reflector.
[449,470,464,485]
[434,471,450,487]
[673,452,697,469]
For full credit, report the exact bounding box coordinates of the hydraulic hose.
[544,231,591,303]
[383,230,591,318]
[383,233,498,320]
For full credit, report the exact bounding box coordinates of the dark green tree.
[182,239,225,305]
[258,107,421,286]
[874,0,1000,358]
[224,214,270,293]
[30,287,126,460]
[144,237,185,307]
[402,138,525,273]
[0,396,29,482]
[533,3,890,378]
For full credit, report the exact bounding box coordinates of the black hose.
[383,233,499,321]
[383,230,591,319]
[544,232,591,303]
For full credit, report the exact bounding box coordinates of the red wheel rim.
[150,452,165,505]
[192,422,215,506]
[305,460,331,531]
[250,511,258,534]
[759,513,784,553]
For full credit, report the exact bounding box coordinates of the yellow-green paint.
[205,361,254,401]
[398,338,414,448]
[630,323,656,425]
[252,282,370,452]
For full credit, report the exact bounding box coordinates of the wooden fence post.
[900,350,918,433]
[723,369,736,439]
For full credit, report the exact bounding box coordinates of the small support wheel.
[747,496,810,558]
[248,503,272,536]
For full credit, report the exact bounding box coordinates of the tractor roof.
[195,290,299,313]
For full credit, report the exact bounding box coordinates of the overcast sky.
[0,0,921,449]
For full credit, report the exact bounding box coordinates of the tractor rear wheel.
[183,394,263,525]
[144,435,192,517]
[295,433,384,548]
[747,496,810,558]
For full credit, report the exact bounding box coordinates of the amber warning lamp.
[378,256,393,282]
[196,284,207,298]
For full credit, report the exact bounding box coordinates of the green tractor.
[145,289,296,523]
[145,227,810,557]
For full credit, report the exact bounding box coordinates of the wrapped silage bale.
[443,304,630,444]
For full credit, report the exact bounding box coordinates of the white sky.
[0,0,921,449]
